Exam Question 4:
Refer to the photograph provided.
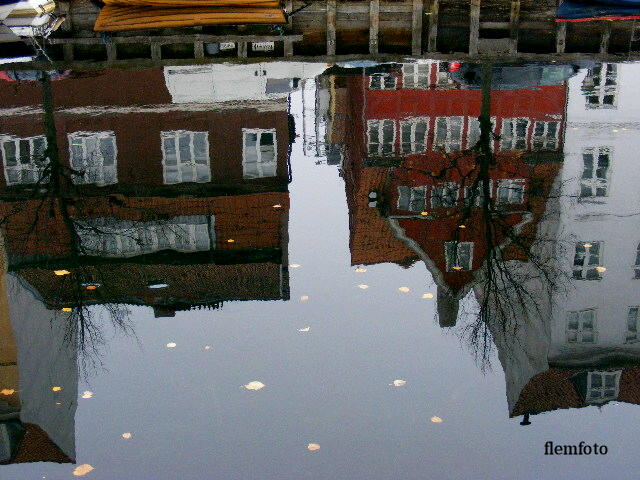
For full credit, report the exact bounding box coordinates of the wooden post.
[63,43,73,61]
[600,21,612,54]
[286,0,293,31]
[327,0,336,55]
[194,41,204,59]
[106,43,117,62]
[238,41,248,57]
[412,0,424,55]
[59,1,72,32]
[151,43,161,61]
[556,22,566,53]
[369,0,379,54]
[509,0,520,54]
[283,39,293,56]
[469,0,481,55]
[427,0,438,52]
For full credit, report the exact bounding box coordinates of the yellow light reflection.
[122,433,132,439]
[298,327,310,332]
[430,416,443,423]
[398,287,410,293]
[300,295,309,301]
[307,443,320,451]
[73,464,94,476]
[166,343,177,348]
[392,380,406,387]
[452,266,463,271]
[1,389,15,395]
[244,381,265,391]
[355,267,367,273]
[358,284,369,289]
[596,266,607,273]
[420,211,429,216]
[54,270,70,276]
[51,386,62,392]
[81,391,93,399]
[422,293,434,299]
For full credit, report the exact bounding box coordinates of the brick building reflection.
[327,60,566,327]
[0,67,293,464]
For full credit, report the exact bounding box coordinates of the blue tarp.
[557,0,640,21]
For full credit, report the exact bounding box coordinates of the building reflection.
[327,60,640,420]
[0,66,295,463]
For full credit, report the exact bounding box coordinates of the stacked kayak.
[557,0,640,22]
[94,0,286,31]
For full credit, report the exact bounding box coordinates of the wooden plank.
[556,22,566,53]
[509,0,520,54]
[600,21,612,54]
[294,4,411,14]
[327,0,336,55]
[369,0,379,54]
[469,0,481,55]
[427,0,438,52]
[150,43,161,61]
[48,35,303,45]
[284,39,293,56]
[238,41,248,57]
[194,41,204,59]
[412,0,424,55]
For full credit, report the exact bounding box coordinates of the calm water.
[1,60,640,480]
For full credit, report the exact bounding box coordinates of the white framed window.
[626,307,640,343]
[573,241,603,280]
[369,74,397,90]
[431,182,459,208]
[397,186,427,212]
[464,180,492,207]
[583,63,618,109]
[434,117,463,152]
[566,309,597,343]
[68,131,117,186]
[531,121,559,150]
[367,119,395,156]
[400,118,428,154]
[76,215,213,257]
[634,244,640,279]
[161,131,211,184]
[0,134,48,185]
[496,178,525,205]
[243,129,277,179]
[585,370,621,404]
[402,63,430,89]
[500,118,529,150]
[445,241,473,272]
[580,147,610,199]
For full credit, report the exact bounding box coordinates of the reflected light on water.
[392,380,407,387]
[307,443,320,451]
[430,416,443,423]
[244,381,265,391]
[73,464,94,476]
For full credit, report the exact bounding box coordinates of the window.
[464,180,492,207]
[435,62,454,86]
[402,63,430,89]
[243,129,277,179]
[68,131,117,186]
[566,309,597,343]
[531,121,559,150]
[400,118,428,154]
[369,74,397,90]
[573,242,603,280]
[161,131,210,184]
[76,216,213,257]
[626,307,640,343]
[585,371,621,404]
[496,179,525,205]
[583,63,618,109]
[397,186,427,212]
[500,118,529,150]
[367,120,395,156]
[1,135,48,185]
[431,182,459,208]
[445,242,473,272]
[580,147,610,199]
[434,117,463,152]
